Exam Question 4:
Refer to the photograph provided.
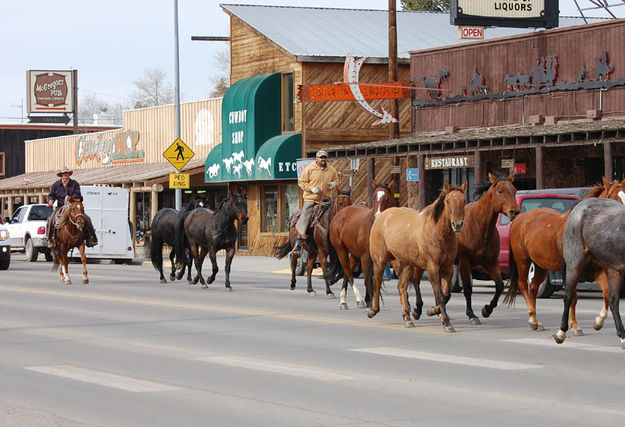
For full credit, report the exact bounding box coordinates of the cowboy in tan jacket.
[293,150,338,252]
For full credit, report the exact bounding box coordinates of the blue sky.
[0,1,619,123]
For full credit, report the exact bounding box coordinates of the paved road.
[0,254,623,426]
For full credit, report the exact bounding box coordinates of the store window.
[282,73,294,132]
[261,183,299,233]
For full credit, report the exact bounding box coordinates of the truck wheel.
[0,253,10,270]
[25,237,39,262]
[44,249,53,262]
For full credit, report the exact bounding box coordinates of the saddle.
[288,199,332,235]
[52,204,70,230]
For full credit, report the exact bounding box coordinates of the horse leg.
[185,255,194,283]
[79,245,88,284]
[367,256,386,318]
[305,252,317,296]
[605,269,625,348]
[205,250,218,286]
[458,261,480,324]
[591,269,610,331]
[429,268,455,333]
[168,248,176,282]
[398,267,415,327]
[337,250,354,309]
[288,250,298,290]
[62,251,72,285]
[554,264,584,345]
[481,263,504,318]
[191,245,206,285]
[352,255,367,309]
[223,247,235,291]
[412,267,424,320]
[317,248,335,299]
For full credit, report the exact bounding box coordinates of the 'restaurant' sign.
[27,70,74,114]
[425,155,475,170]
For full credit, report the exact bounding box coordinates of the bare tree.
[209,48,230,98]
[130,67,175,108]
[78,93,123,125]
[401,0,449,11]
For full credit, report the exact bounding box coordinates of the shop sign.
[163,138,195,171]
[425,155,475,170]
[514,163,527,174]
[27,70,74,113]
[459,26,484,39]
[501,158,515,168]
[406,168,419,182]
[169,173,190,189]
[75,129,144,165]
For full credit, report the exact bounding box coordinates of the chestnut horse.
[329,181,395,309]
[175,193,248,290]
[368,182,466,332]
[554,197,625,349]
[274,189,351,297]
[50,197,89,285]
[505,178,625,333]
[442,173,519,325]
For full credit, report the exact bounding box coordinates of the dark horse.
[175,193,248,290]
[329,181,395,309]
[554,198,625,349]
[368,182,466,332]
[150,198,206,283]
[445,173,519,324]
[274,188,351,297]
[50,196,90,285]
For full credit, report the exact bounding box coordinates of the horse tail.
[149,214,163,272]
[51,246,60,272]
[174,212,190,268]
[503,247,520,306]
[274,238,292,259]
[324,241,344,285]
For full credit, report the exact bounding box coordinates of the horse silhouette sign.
[163,138,195,171]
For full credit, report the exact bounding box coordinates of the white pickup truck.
[3,203,53,262]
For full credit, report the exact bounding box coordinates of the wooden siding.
[25,98,222,173]
[410,19,625,133]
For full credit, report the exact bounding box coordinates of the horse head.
[64,196,86,231]
[231,193,248,224]
[371,181,395,218]
[442,181,466,233]
[333,190,352,213]
[476,173,520,220]
[596,176,625,204]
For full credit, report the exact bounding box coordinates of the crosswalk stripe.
[198,356,354,381]
[504,338,623,354]
[26,365,179,392]
[352,347,540,370]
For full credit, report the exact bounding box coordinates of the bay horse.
[175,193,248,290]
[274,188,351,297]
[368,182,466,332]
[329,181,395,309]
[150,198,206,283]
[50,197,89,285]
[505,178,625,333]
[554,197,625,349]
[442,173,519,325]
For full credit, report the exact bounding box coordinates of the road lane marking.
[25,365,179,392]
[504,338,624,354]
[0,285,447,334]
[198,356,353,381]
[352,347,541,370]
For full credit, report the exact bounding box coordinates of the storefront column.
[407,155,418,209]
[129,190,137,237]
[536,145,544,189]
[474,150,481,193]
[38,194,45,204]
[150,190,159,224]
[417,154,425,210]
[367,157,375,208]
[604,141,614,180]
[7,196,14,218]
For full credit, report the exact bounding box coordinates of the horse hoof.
[340,303,348,310]
[225,286,233,292]
[404,320,415,328]
[529,322,545,331]
[357,301,366,309]
[426,307,437,317]
[412,310,422,321]
[192,279,199,285]
[572,328,584,337]
[169,274,176,281]
[326,293,335,299]
[201,283,208,289]
[469,317,481,326]
[553,329,567,344]
[160,279,167,284]
[481,306,492,318]
[82,279,89,285]
[593,318,605,331]
[367,309,376,319]
[308,290,317,297]
[536,324,545,331]
[444,326,456,333]
[620,338,625,349]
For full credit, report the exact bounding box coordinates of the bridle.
[66,202,86,230]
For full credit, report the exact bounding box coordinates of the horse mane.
[338,189,351,196]
[473,174,510,201]
[432,184,462,223]
[584,181,606,198]
[183,198,205,211]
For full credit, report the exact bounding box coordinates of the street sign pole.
[173,0,182,211]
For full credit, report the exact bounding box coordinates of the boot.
[291,236,302,255]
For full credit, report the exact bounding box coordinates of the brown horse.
[368,182,466,332]
[444,173,519,325]
[329,181,395,309]
[505,178,625,333]
[275,189,351,297]
[50,197,89,285]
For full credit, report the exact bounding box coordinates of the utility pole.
[174,0,182,211]
[389,0,401,198]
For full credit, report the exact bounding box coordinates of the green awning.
[255,134,302,180]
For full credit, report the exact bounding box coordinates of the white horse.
[222,157,234,173]
[208,163,220,178]
[232,151,245,164]
[233,163,242,177]
[243,158,255,176]
[258,156,272,176]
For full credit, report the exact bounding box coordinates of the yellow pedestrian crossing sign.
[163,138,195,171]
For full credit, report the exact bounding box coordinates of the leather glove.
[328,182,337,189]
[47,200,54,207]
[310,186,320,194]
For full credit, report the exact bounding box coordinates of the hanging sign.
[425,155,475,170]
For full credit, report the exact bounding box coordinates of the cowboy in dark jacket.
[47,166,98,248]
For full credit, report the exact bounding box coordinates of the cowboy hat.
[56,166,73,177]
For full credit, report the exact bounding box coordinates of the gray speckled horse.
[554,198,625,349]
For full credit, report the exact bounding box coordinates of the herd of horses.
[48,175,625,349]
